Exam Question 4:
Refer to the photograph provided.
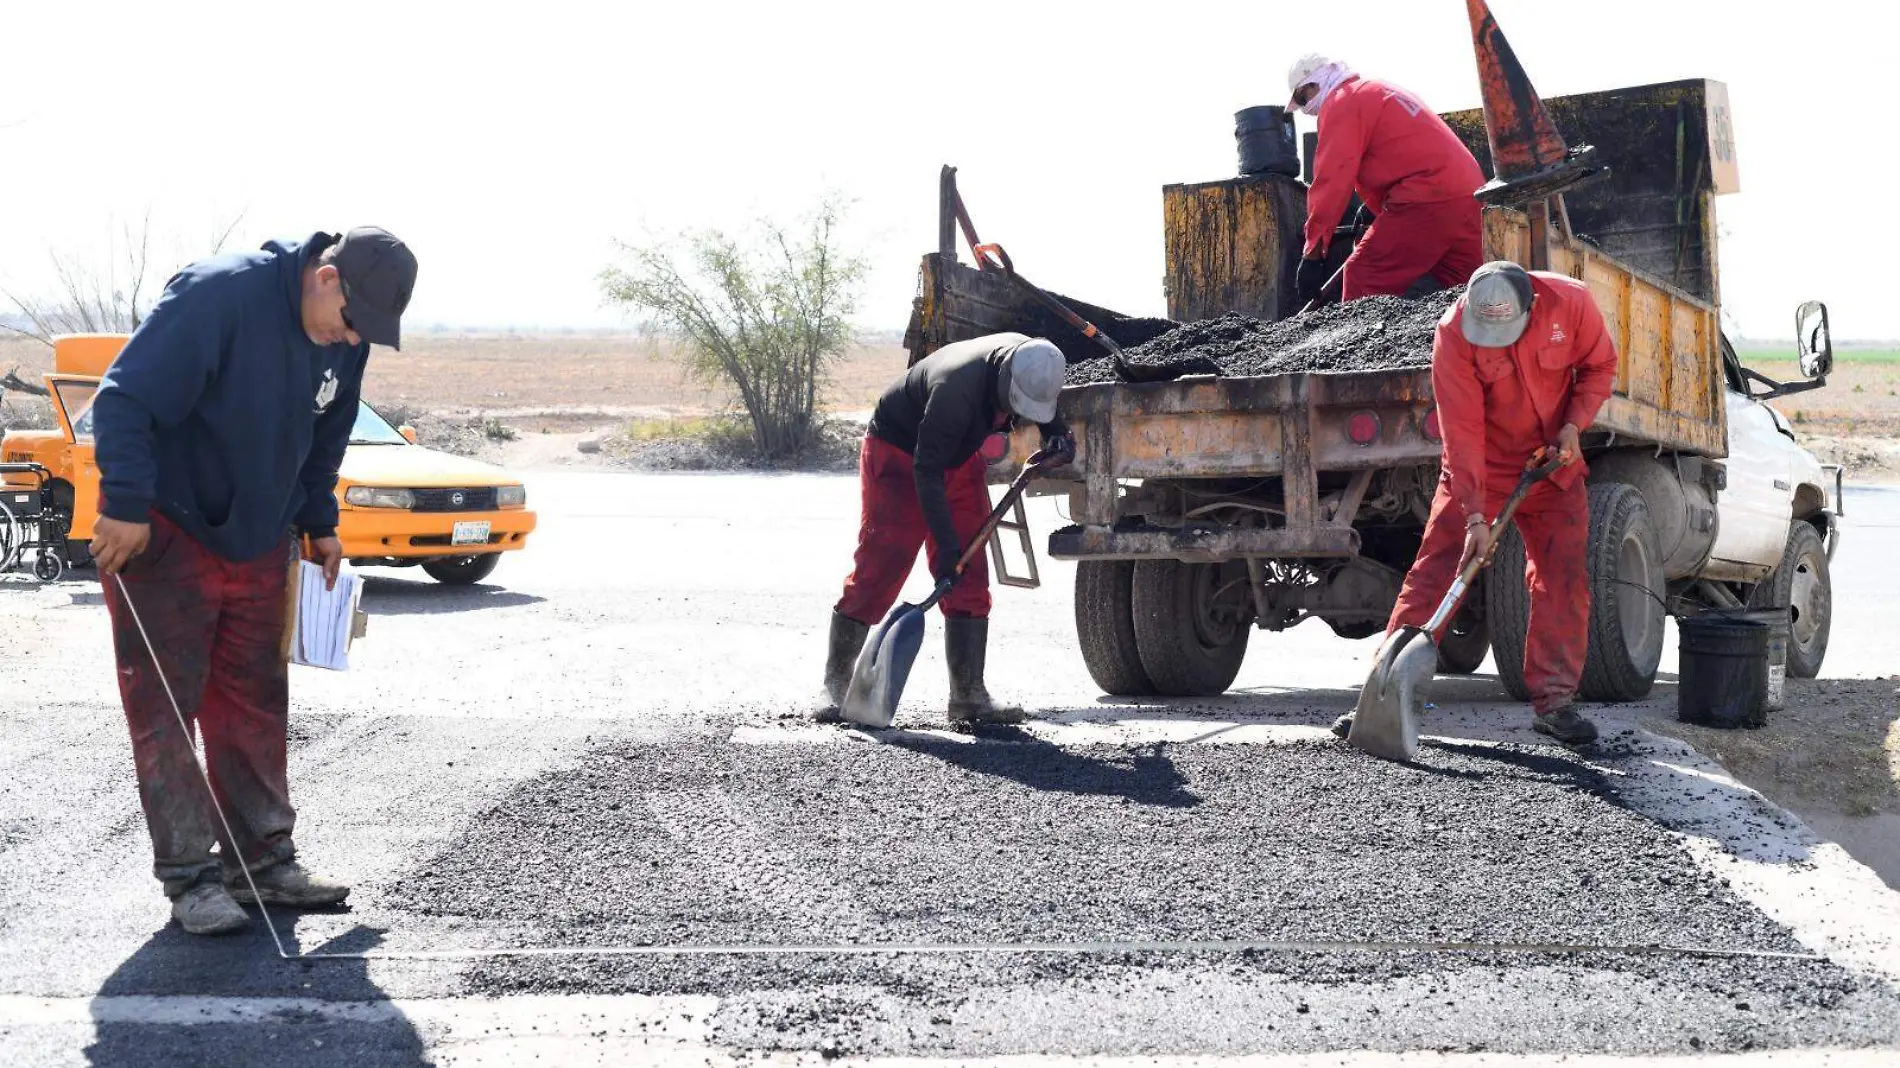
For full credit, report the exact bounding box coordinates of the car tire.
[1579,482,1667,702]
[422,554,501,585]
[1074,560,1156,696]
[1485,522,1533,701]
[1436,591,1491,675]
[1748,520,1831,678]
[1129,559,1252,697]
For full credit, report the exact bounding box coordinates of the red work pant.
[1388,476,1590,716]
[102,511,297,897]
[835,435,992,624]
[1342,197,1484,301]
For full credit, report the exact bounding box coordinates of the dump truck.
[902,69,1840,704]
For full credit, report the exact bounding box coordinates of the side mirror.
[1796,301,1832,380]
[399,425,418,445]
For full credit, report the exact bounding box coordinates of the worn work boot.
[945,617,1027,727]
[226,860,351,908]
[1330,712,1356,739]
[172,882,250,936]
[1532,706,1599,747]
[814,611,871,724]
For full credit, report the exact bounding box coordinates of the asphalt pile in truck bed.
[1064,286,1462,385]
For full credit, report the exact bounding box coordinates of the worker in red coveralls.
[89,228,419,935]
[1287,54,1487,307]
[1334,262,1618,746]
[817,333,1074,727]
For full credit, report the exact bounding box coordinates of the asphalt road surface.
[2,474,1898,1067]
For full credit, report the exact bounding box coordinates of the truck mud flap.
[1049,524,1359,563]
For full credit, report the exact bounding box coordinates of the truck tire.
[422,554,501,585]
[1073,560,1155,696]
[1436,590,1491,675]
[1130,559,1251,696]
[1579,482,1666,702]
[1485,523,1533,701]
[1748,521,1831,678]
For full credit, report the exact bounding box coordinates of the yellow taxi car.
[1,335,536,585]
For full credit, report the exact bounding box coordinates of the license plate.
[451,521,491,546]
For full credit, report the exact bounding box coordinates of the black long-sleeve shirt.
[867,332,1066,564]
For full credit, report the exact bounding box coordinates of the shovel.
[971,242,1190,385]
[840,446,1060,728]
[1348,449,1566,761]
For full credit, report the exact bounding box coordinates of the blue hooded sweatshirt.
[91,234,370,562]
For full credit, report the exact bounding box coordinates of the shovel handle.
[974,241,1133,368]
[922,447,1058,608]
[1296,262,1348,316]
[1424,449,1568,635]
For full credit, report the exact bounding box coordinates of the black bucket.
[1677,616,1769,728]
[1735,608,1791,712]
[1235,106,1300,177]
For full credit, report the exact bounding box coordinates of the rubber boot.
[945,617,1026,726]
[814,611,870,723]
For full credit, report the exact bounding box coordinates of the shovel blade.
[840,604,927,728]
[1349,627,1438,761]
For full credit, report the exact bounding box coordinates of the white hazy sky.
[0,1,1878,341]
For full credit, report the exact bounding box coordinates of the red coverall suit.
[1387,272,1618,715]
[1304,76,1487,302]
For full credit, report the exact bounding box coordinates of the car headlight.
[344,486,415,509]
[496,485,527,508]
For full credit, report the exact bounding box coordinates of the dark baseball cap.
[1460,261,1534,347]
[332,226,418,350]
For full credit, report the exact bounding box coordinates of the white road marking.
[1,994,1895,1066]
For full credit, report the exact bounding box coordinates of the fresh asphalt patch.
[395,721,1900,1056]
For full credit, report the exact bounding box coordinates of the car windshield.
[54,380,98,441]
[351,401,411,445]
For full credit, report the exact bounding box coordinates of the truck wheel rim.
[1191,565,1245,649]
[1617,532,1661,659]
[1788,546,1824,647]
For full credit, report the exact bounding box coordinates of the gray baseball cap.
[1460,261,1534,348]
[333,226,418,350]
[1003,338,1064,424]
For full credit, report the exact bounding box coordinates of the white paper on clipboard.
[290,561,363,671]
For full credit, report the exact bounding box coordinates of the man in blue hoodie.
[89,227,418,935]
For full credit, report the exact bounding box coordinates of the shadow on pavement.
[876,726,1201,808]
[359,574,546,614]
[84,920,425,1068]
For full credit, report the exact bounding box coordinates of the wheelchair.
[0,463,73,582]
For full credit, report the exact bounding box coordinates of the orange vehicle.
[1,334,537,585]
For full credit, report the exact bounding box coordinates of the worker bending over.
[1337,261,1617,745]
[90,227,419,934]
[1288,54,1486,307]
[819,333,1074,726]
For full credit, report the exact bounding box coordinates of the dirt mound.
[1065,288,1462,385]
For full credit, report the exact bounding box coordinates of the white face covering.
[1296,62,1352,116]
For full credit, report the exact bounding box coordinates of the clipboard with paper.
[280,560,369,670]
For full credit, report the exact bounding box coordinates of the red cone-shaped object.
[1465,0,1605,205]
[1468,0,1569,176]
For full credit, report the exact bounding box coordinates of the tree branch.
[1,369,50,397]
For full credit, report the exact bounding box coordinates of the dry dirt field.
[5,334,1898,477]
